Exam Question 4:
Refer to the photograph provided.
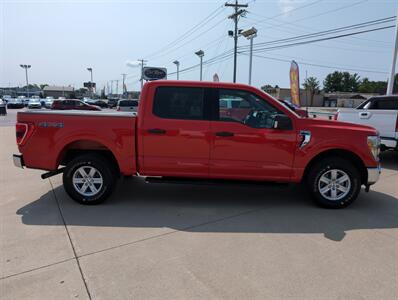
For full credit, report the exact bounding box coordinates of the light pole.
[195,50,204,81]
[173,60,180,80]
[241,27,257,85]
[387,12,398,95]
[19,64,31,97]
[87,67,93,98]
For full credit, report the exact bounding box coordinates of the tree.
[303,76,320,106]
[40,84,48,90]
[323,71,361,92]
[358,78,387,94]
[260,84,278,93]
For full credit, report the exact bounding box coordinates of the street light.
[87,67,93,97]
[173,60,180,80]
[19,64,31,97]
[195,50,204,81]
[241,27,257,85]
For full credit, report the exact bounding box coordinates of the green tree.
[303,76,320,106]
[323,71,361,92]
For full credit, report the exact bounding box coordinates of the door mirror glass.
[272,114,292,130]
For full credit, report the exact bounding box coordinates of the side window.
[217,89,281,129]
[153,87,205,120]
[374,99,398,110]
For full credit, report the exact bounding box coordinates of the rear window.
[153,87,204,120]
[119,100,138,107]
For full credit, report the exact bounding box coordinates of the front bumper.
[367,164,381,185]
[13,154,24,168]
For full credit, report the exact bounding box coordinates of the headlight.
[367,135,380,161]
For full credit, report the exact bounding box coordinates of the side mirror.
[273,114,292,130]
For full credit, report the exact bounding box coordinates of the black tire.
[63,154,116,205]
[307,157,361,209]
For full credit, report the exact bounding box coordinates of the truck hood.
[298,118,378,135]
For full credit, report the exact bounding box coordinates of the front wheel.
[307,157,361,208]
[63,154,116,205]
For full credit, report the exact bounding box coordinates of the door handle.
[215,131,234,137]
[148,128,166,134]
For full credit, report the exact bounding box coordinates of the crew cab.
[13,81,381,208]
[336,95,398,150]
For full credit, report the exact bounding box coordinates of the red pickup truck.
[13,81,381,208]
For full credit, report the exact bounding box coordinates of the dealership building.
[43,86,74,98]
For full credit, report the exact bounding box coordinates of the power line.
[239,16,395,50]
[145,5,225,59]
[247,53,388,75]
[249,25,395,53]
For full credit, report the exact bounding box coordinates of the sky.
[1,0,397,92]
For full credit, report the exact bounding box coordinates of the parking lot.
[1,112,398,299]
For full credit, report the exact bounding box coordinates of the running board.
[41,167,66,179]
[144,176,288,187]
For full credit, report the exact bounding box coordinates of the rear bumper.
[367,164,381,185]
[13,154,24,168]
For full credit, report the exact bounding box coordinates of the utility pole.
[110,80,114,95]
[116,80,119,96]
[121,73,127,97]
[138,59,147,91]
[387,13,398,95]
[225,0,248,83]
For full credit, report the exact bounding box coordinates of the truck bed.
[16,110,138,175]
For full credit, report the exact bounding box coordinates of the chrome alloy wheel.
[318,169,351,201]
[72,166,103,197]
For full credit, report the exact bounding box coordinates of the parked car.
[279,100,308,118]
[17,96,28,106]
[28,98,42,109]
[336,95,398,151]
[116,99,138,112]
[92,100,108,108]
[51,99,101,111]
[0,99,6,115]
[58,97,66,100]
[13,80,380,208]
[44,98,54,109]
[2,95,12,104]
[7,98,24,109]
[107,97,119,108]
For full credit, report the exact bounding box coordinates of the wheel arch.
[56,139,120,175]
[303,149,367,185]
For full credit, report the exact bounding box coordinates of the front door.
[140,86,211,177]
[209,88,297,181]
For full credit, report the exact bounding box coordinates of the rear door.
[139,86,211,177]
[209,88,297,181]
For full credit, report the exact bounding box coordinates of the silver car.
[116,100,138,112]
[28,98,42,109]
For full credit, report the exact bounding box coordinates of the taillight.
[16,122,35,146]
[395,116,398,132]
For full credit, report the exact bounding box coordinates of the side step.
[144,176,289,188]
[41,167,66,179]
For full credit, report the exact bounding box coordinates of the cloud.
[278,0,302,15]
[126,60,141,68]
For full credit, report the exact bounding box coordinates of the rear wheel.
[63,154,116,205]
[307,157,361,208]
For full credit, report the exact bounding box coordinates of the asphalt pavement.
[1,113,397,299]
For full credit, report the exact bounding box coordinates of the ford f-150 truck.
[336,95,398,151]
[13,81,381,208]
